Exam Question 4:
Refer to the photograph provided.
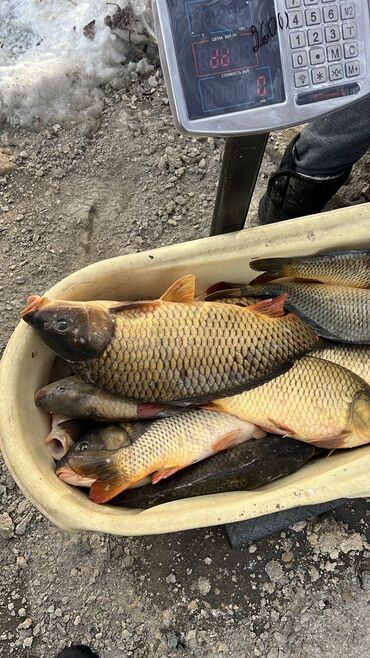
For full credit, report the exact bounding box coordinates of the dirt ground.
[0,71,369,658]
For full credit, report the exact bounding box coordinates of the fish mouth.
[45,437,69,461]
[55,463,95,487]
[34,388,46,407]
[20,295,44,318]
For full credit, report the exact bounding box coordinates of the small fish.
[250,248,370,288]
[214,280,370,344]
[35,376,175,420]
[21,275,320,403]
[210,356,370,450]
[314,344,370,385]
[113,436,317,508]
[65,409,266,503]
[44,415,90,461]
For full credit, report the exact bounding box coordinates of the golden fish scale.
[114,409,252,478]
[75,302,318,402]
[314,345,370,385]
[215,356,367,442]
[285,251,370,287]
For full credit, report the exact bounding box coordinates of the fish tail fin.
[351,390,370,442]
[67,449,132,503]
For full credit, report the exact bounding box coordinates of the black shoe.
[55,646,100,658]
[258,135,352,224]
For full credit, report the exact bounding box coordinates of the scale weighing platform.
[153,0,370,136]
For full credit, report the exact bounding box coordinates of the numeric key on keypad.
[325,25,340,42]
[290,31,306,48]
[311,67,327,84]
[292,51,308,67]
[305,7,321,25]
[345,61,360,77]
[288,11,303,28]
[286,0,301,7]
[329,63,344,81]
[323,5,338,22]
[294,70,310,87]
[304,0,318,5]
[327,44,342,62]
[309,47,325,65]
[308,27,323,45]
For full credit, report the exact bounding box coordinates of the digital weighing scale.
[153,0,370,236]
[152,1,370,544]
[153,0,370,136]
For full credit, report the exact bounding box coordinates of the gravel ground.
[0,68,369,658]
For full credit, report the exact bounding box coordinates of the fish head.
[21,296,115,362]
[351,390,370,443]
[35,376,95,415]
[55,455,96,487]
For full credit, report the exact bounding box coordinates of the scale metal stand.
[153,0,370,545]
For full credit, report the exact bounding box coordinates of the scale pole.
[210,133,269,236]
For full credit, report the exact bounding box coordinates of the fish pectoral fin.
[205,281,235,295]
[247,294,288,318]
[137,403,179,419]
[109,300,161,314]
[89,476,129,503]
[152,466,183,484]
[213,429,245,452]
[249,272,279,285]
[268,419,295,436]
[310,432,351,450]
[160,274,196,303]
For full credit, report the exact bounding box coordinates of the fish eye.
[56,319,69,332]
[77,441,89,452]
[57,385,65,392]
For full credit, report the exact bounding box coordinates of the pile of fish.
[21,247,370,508]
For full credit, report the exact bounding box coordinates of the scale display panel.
[168,0,285,119]
[154,0,370,135]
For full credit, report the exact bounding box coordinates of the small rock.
[282,551,293,563]
[360,570,370,590]
[19,151,28,159]
[15,512,33,536]
[0,152,16,176]
[197,577,211,595]
[249,544,257,553]
[166,631,179,650]
[148,75,158,88]
[175,195,186,206]
[23,637,33,648]
[0,512,14,539]
[18,608,27,618]
[18,618,32,630]
[265,560,284,583]
[74,615,81,626]
[166,200,175,214]
[166,574,176,584]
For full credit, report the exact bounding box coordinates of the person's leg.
[258,94,370,224]
[55,646,100,658]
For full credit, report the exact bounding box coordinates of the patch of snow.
[0,0,154,126]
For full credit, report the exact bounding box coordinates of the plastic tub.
[0,205,369,536]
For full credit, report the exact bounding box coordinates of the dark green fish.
[112,436,316,508]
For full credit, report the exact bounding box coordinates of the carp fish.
[250,248,370,288]
[210,280,370,344]
[35,376,176,420]
[210,356,370,450]
[314,344,370,385]
[21,275,320,403]
[64,408,266,503]
[113,436,317,508]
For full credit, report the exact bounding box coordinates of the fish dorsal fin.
[160,274,196,303]
[246,293,288,318]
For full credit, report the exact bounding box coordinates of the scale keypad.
[286,0,362,88]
